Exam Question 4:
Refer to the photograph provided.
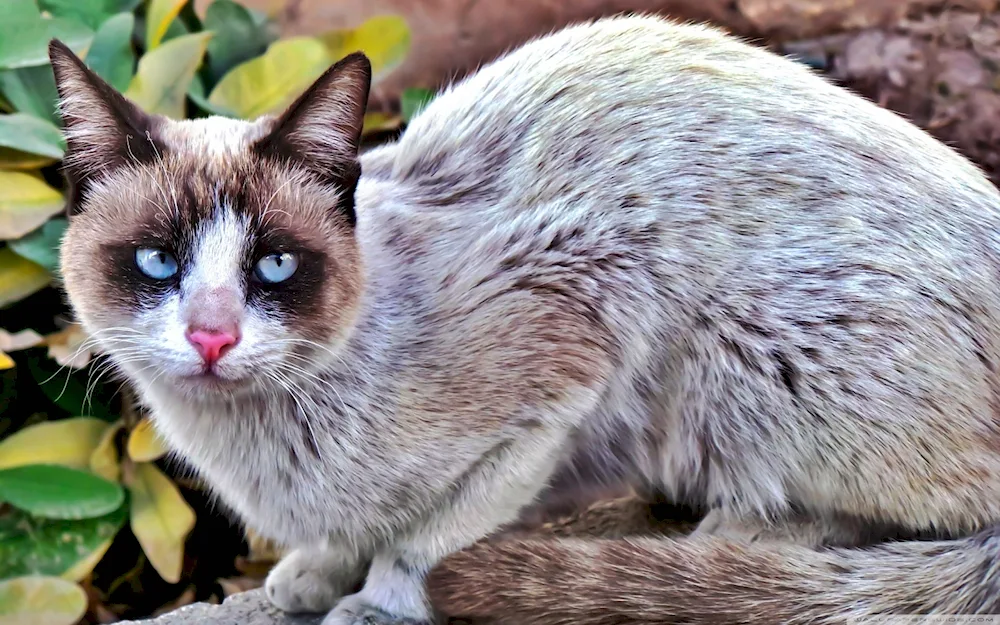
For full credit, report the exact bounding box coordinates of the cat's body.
[51,14,1000,625]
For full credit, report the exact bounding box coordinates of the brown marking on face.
[52,41,372,348]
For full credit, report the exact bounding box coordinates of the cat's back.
[381,14,997,227]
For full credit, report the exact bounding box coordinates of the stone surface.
[117,590,323,625]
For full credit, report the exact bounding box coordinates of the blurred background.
[0,0,996,623]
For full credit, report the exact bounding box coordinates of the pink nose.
[186,328,239,365]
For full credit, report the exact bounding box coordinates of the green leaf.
[84,12,135,92]
[0,576,87,625]
[145,0,188,50]
[202,0,273,83]
[186,75,234,118]
[0,464,125,520]
[0,114,65,160]
[8,218,66,273]
[401,87,434,123]
[25,356,115,420]
[38,0,111,30]
[0,1,94,70]
[209,36,332,120]
[0,247,49,308]
[317,14,410,82]
[0,503,127,580]
[125,31,211,118]
[0,170,65,240]
[0,65,61,125]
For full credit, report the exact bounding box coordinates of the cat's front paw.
[321,593,434,625]
[266,547,366,614]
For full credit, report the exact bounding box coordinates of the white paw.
[321,593,434,625]
[265,547,365,614]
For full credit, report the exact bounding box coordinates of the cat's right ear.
[48,39,163,214]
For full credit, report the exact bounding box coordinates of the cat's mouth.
[181,370,249,391]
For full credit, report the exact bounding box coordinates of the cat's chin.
[172,371,256,397]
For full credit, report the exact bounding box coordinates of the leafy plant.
[0,1,413,622]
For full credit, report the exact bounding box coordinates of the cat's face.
[49,41,372,399]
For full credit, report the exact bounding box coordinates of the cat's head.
[49,40,372,399]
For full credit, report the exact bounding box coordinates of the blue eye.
[254,252,299,284]
[135,248,178,280]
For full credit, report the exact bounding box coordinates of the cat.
[50,12,1000,625]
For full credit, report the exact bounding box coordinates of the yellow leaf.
[0,248,50,309]
[0,417,109,470]
[145,0,189,50]
[127,462,196,584]
[208,37,332,120]
[89,420,123,483]
[0,171,65,240]
[0,351,12,370]
[127,417,169,462]
[59,538,113,584]
[125,32,212,119]
[45,324,92,369]
[361,111,401,136]
[0,576,87,625]
[318,15,411,82]
[0,148,57,171]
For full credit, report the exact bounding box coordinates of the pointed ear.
[254,52,372,223]
[48,39,164,213]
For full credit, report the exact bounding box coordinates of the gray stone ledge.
[118,589,323,625]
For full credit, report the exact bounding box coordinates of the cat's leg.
[322,432,574,625]
[265,543,369,613]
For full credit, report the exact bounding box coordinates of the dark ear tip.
[48,39,73,63]
[342,51,373,76]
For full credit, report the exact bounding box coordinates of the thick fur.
[52,14,1000,625]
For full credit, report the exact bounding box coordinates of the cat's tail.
[427,528,1000,624]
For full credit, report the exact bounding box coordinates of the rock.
[116,590,323,625]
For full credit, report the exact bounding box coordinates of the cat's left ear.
[256,52,372,193]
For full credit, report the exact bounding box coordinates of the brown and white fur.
[52,14,1000,625]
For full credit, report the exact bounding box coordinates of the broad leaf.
[318,15,410,82]
[0,149,57,171]
[0,576,87,625]
[401,87,434,123]
[0,114,64,160]
[202,0,273,83]
[145,0,188,50]
[89,420,122,483]
[127,418,168,462]
[44,324,92,369]
[0,65,61,125]
[0,329,44,353]
[0,171,64,240]
[84,12,135,92]
[0,416,107,471]
[0,247,49,308]
[26,355,114,419]
[38,0,113,30]
[0,1,94,70]
[361,111,401,137]
[8,218,67,273]
[208,36,332,120]
[0,464,124,519]
[125,31,211,119]
[0,504,127,580]
[128,462,196,584]
[186,75,235,118]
